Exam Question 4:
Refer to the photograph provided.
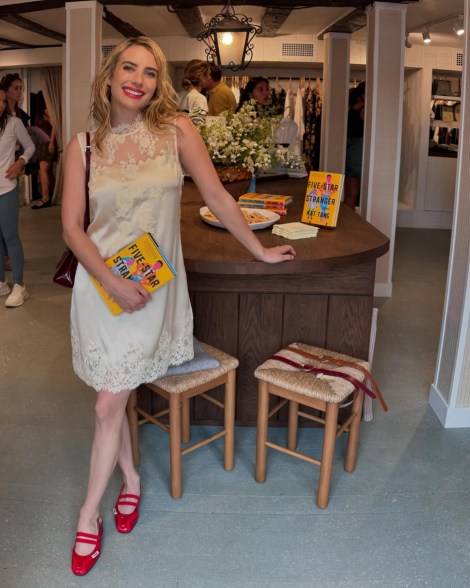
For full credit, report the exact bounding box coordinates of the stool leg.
[317,402,339,509]
[126,389,140,466]
[287,400,299,451]
[181,398,191,444]
[255,380,269,483]
[224,369,236,471]
[169,394,183,499]
[345,390,364,473]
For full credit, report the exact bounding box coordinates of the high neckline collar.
[110,114,143,136]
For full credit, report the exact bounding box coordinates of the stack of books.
[272,222,319,240]
[238,193,293,215]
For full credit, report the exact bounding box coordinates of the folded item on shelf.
[272,222,319,240]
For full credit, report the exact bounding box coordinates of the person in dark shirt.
[344,82,365,209]
[237,77,270,113]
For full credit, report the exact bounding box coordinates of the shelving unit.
[429,90,460,159]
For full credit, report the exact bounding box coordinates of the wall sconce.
[197,1,262,72]
[453,15,465,36]
[422,29,431,44]
[405,33,412,49]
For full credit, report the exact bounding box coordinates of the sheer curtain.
[40,67,63,204]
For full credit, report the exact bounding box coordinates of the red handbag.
[53,132,91,288]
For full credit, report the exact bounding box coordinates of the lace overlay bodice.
[70,122,193,393]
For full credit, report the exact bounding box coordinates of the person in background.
[178,59,210,125]
[202,63,237,116]
[1,73,30,127]
[0,86,35,307]
[1,72,42,201]
[344,81,365,209]
[62,36,295,577]
[236,77,270,113]
[31,104,56,209]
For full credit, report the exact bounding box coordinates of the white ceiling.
[0,1,465,53]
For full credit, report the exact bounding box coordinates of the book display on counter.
[301,171,344,228]
[238,192,293,215]
[91,233,177,315]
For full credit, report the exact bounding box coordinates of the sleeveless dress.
[71,120,194,393]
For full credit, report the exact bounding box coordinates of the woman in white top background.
[178,59,210,124]
[0,86,35,308]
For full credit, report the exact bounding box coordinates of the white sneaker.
[0,281,11,296]
[5,283,29,307]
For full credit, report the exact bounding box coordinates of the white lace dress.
[71,121,194,393]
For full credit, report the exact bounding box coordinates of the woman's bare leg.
[116,414,141,514]
[74,389,131,556]
[38,160,51,203]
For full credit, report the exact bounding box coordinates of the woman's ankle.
[123,472,140,494]
[77,507,100,531]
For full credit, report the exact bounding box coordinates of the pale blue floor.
[1,206,469,587]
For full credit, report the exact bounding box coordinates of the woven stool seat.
[154,344,239,393]
[127,343,239,499]
[255,342,369,509]
[255,342,370,403]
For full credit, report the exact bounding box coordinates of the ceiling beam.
[1,13,65,42]
[317,8,367,39]
[259,7,292,37]
[0,1,419,20]
[0,36,38,49]
[103,6,144,37]
[170,6,205,38]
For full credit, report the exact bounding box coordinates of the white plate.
[200,206,280,231]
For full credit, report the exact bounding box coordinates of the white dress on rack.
[71,120,194,393]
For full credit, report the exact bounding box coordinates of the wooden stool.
[127,343,239,499]
[254,342,369,509]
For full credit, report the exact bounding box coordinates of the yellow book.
[301,171,344,228]
[91,233,177,316]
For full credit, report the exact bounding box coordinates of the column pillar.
[362,2,407,297]
[319,33,350,173]
[429,2,470,428]
[65,1,102,144]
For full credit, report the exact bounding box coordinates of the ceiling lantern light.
[422,29,431,44]
[197,1,262,72]
[453,15,465,36]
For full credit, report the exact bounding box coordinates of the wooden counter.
[140,178,389,426]
[177,177,389,425]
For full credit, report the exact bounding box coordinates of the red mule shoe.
[71,518,103,576]
[113,485,141,533]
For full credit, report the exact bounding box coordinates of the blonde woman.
[62,37,295,576]
[178,58,210,124]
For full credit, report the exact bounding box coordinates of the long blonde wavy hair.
[90,36,178,153]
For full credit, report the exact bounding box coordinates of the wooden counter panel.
[187,289,373,426]
[187,260,375,295]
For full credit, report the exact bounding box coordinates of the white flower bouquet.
[197,101,305,175]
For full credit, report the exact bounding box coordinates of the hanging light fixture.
[197,1,262,72]
[422,28,431,44]
[453,15,465,36]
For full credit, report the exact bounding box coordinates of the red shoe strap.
[116,500,139,508]
[75,532,100,545]
[117,492,140,500]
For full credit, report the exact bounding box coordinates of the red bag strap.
[284,346,388,411]
[269,354,377,400]
[84,131,91,231]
